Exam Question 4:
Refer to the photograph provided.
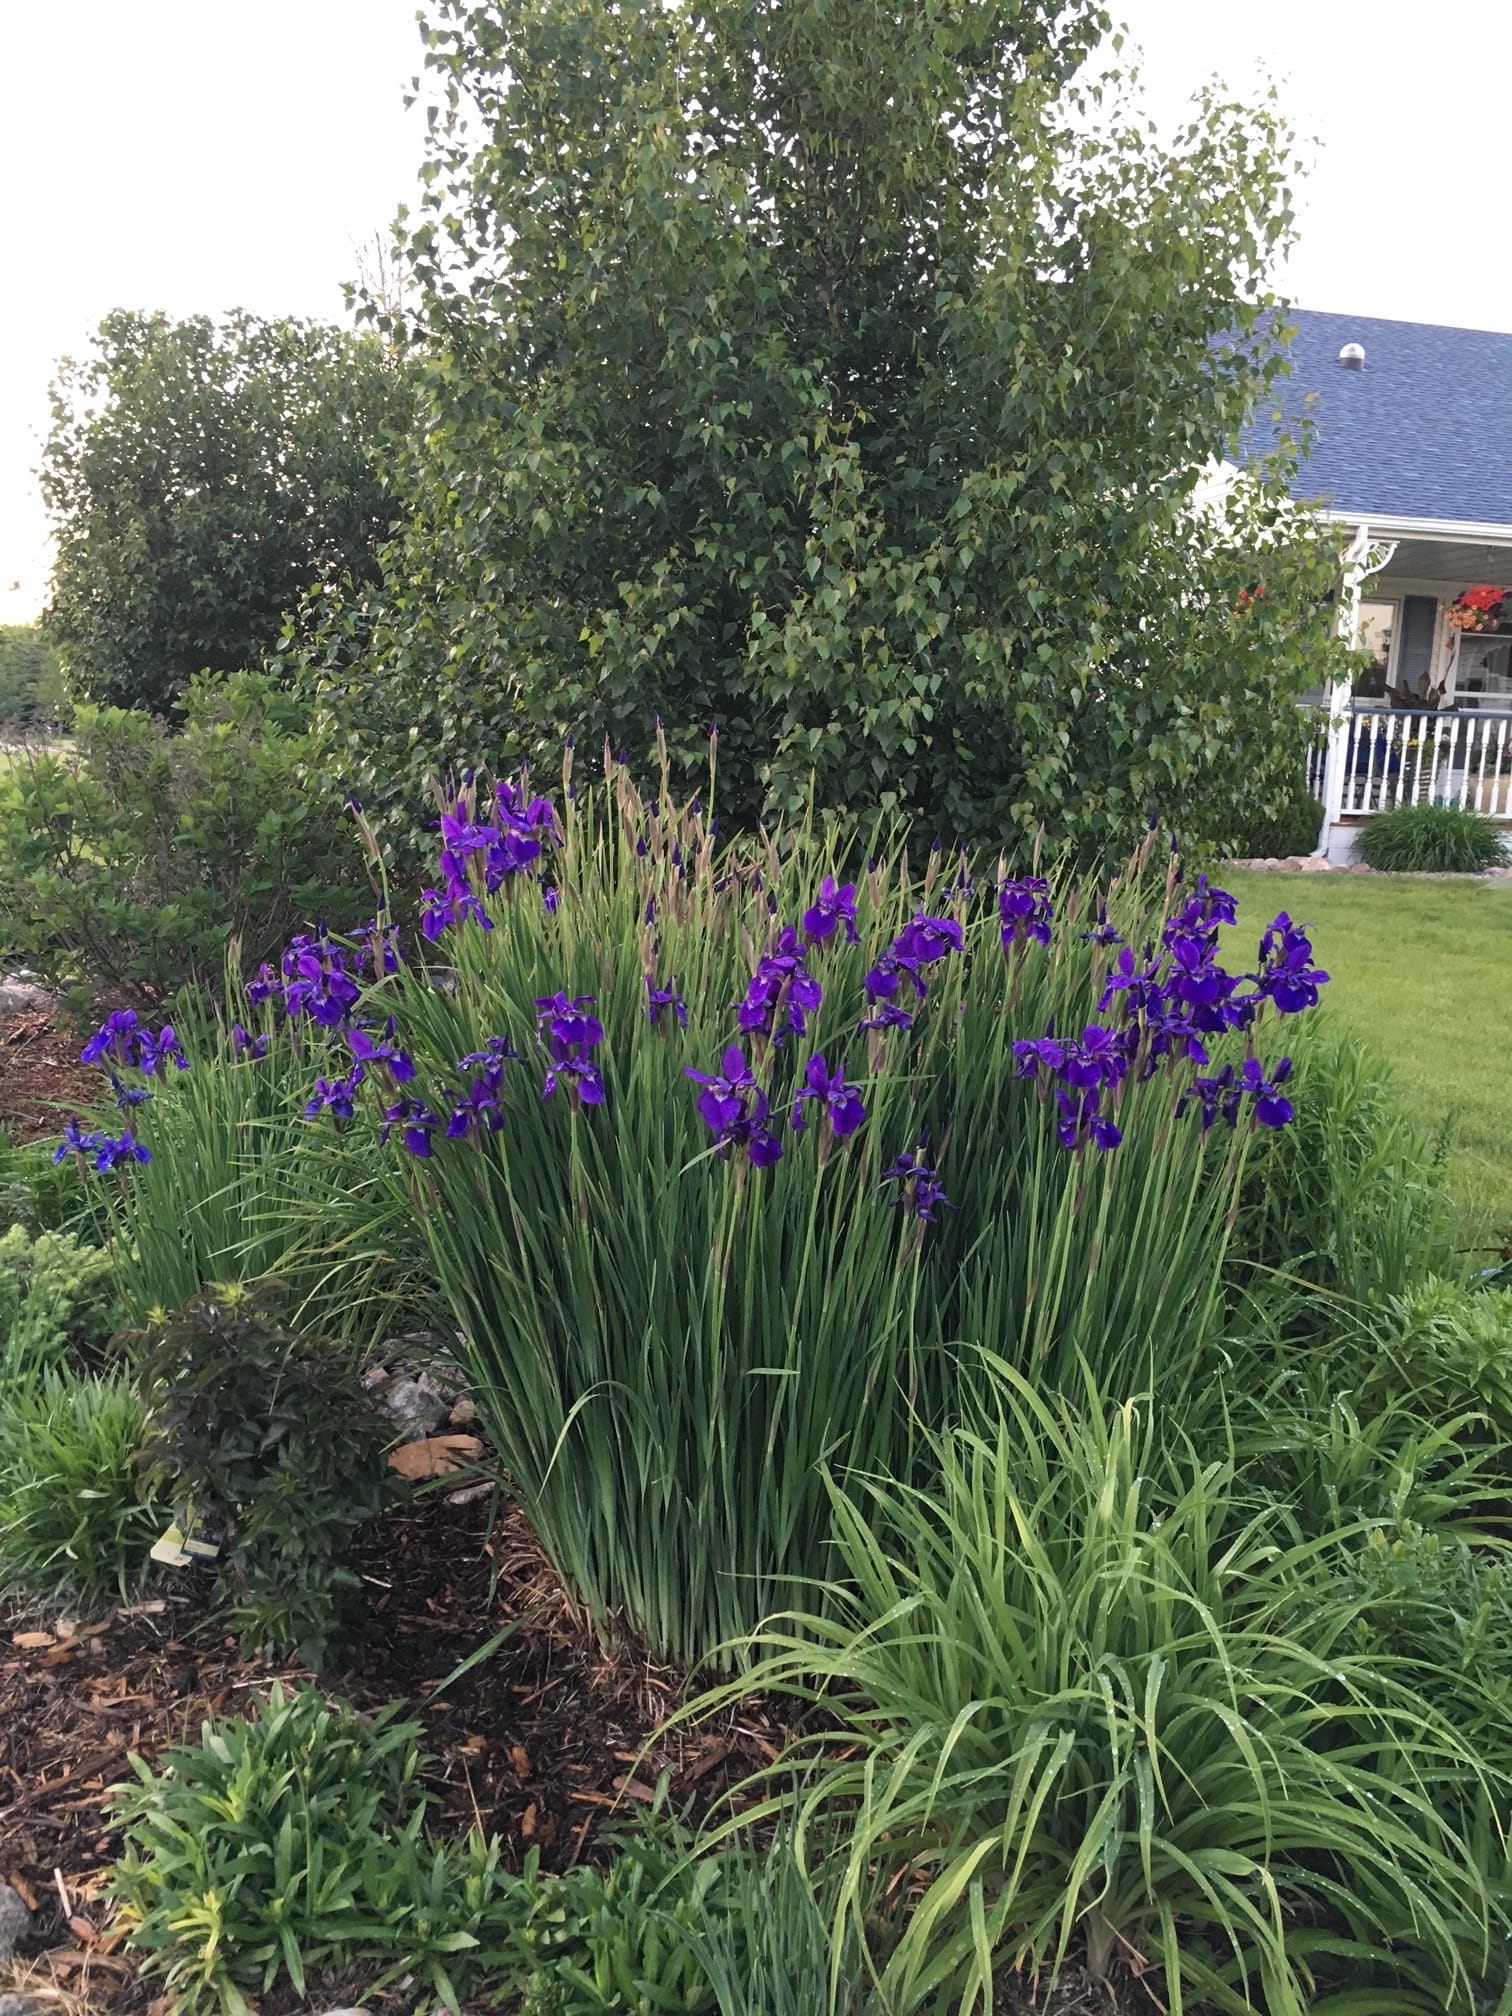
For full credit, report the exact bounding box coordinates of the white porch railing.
[1330,707,1512,818]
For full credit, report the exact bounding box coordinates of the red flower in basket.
[1446,585,1506,634]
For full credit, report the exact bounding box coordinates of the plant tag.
[150,1518,221,1568]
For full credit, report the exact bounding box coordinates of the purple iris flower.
[347,1024,417,1084]
[802,876,860,947]
[1054,1088,1123,1153]
[792,1055,867,1141]
[53,1116,106,1165]
[135,1024,189,1079]
[1168,874,1238,934]
[737,928,823,1044]
[998,877,1054,951]
[305,1066,365,1124]
[354,917,404,977]
[893,915,965,967]
[420,888,493,941]
[380,1096,440,1158]
[1247,1056,1295,1128]
[447,1076,505,1139]
[881,1147,953,1223]
[685,1046,784,1167]
[1254,914,1330,1015]
[863,950,924,1004]
[536,993,606,1106]
[1098,946,1168,1021]
[1011,1029,1068,1080]
[1060,1025,1130,1093]
[109,1073,153,1111]
[231,1025,270,1061]
[276,932,362,1028]
[88,1128,151,1173]
[80,1010,140,1068]
[542,884,560,915]
[857,1002,915,1036]
[82,1010,188,1079]
[646,976,688,1029]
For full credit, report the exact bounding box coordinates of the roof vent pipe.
[1338,342,1366,370]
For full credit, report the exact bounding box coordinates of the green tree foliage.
[0,625,65,727]
[42,311,413,716]
[304,0,1348,856]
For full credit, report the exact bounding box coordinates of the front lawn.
[1224,871,1512,1252]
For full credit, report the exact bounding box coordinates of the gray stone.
[0,980,50,1015]
[0,1995,40,2016]
[311,2007,372,2016]
[373,1372,449,1440]
[0,1881,32,1961]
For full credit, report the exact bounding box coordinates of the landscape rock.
[0,1995,40,2016]
[370,1372,450,1440]
[0,979,51,1015]
[447,1395,477,1427]
[0,1881,32,1960]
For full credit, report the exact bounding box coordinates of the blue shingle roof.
[1242,308,1512,528]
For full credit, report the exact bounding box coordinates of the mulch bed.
[0,1005,96,1146]
[0,1487,790,2014]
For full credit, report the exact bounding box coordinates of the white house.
[1248,309,1512,860]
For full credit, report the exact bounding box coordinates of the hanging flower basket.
[1445,585,1507,633]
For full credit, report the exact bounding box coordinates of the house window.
[1453,635,1512,708]
[1354,599,1397,697]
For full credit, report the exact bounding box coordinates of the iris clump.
[90,752,1336,1667]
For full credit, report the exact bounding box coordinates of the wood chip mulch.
[0,1007,97,1146]
[0,1488,791,2014]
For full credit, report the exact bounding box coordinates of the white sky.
[3,0,1510,624]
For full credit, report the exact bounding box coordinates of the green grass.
[1223,873,1512,1254]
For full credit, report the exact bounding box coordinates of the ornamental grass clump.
[700,1369,1501,2015]
[62,746,1334,1667]
[1358,802,1507,874]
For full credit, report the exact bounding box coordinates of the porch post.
[1316,524,1371,850]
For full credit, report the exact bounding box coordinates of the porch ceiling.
[1375,536,1512,584]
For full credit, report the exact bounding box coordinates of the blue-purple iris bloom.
[1180,1057,1294,1133]
[792,1055,867,1141]
[536,992,606,1106]
[231,1025,270,1061]
[865,914,964,1005]
[381,1096,441,1158]
[1055,1089,1123,1153]
[1255,914,1330,1015]
[857,1002,915,1036]
[81,1011,187,1078]
[802,877,860,947]
[998,877,1054,951]
[686,1046,784,1167]
[646,976,689,1030]
[54,1116,150,1173]
[305,1068,365,1124]
[737,928,823,1044]
[881,1147,952,1223]
[346,1023,417,1085]
[447,1035,515,1139]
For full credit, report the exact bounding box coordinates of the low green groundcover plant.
[112,1684,886,2016]
[131,1281,402,1665]
[0,1369,162,1606]
[1358,802,1507,874]
[0,1222,116,1383]
[699,1367,1505,2016]
[57,752,1336,1667]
